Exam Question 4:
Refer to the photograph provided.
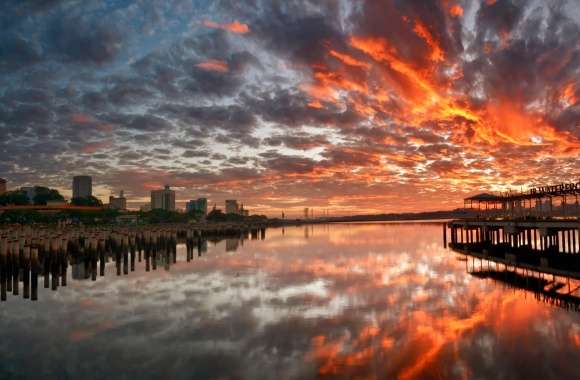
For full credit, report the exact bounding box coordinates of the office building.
[109,190,127,210]
[151,185,176,211]
[240,203,249,217]
[0,178,6,195]
[225,199,239,214]
[304,207,309,219]
[186,197,208,215]
[73,176,92,198]
[140,204,152,212]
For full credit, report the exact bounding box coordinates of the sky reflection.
[0,223,579,379]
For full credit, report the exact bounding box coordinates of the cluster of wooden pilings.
[0,223,268,302]
[445,219,580,279]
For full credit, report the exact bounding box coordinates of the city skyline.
[0,1,579,216]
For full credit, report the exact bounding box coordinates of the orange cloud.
[561,82,577,105]
[196,59,229,72]
[449,4,464,17]
[202,19,250,34]
[329,50,371,69]
[71,113,95,124]
[81,140,113,154]
[413,20,445,62]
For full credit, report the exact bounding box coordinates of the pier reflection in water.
[1,223,580,379]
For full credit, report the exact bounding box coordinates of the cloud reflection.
[0,224,579,379]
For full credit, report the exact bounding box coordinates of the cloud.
[0,0,578,214]
[202,19,250,34]
[196,59,229,72]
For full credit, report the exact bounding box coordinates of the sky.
[0,0,579,216]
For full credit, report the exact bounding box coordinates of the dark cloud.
[0,35,43,72]
[47,16,123,65]
[0,0,578,213]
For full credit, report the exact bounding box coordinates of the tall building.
[186,197,208,215]
[0,178,6,195]
[73,176,92,198]
[304,207,309,219]
[225,199,239,214]
[109,190,127,210]
[151,185,176,211]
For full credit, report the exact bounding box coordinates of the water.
[1,223,579,379]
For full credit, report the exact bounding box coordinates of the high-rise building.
[109,190,127,210]
[0,178,6,195]
[151,185,176,211]
[73,176,92,199]
[225,199,239,214]
[186,198,208,215]
[304,207,309,219]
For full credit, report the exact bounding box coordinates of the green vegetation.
[0,186,65,206]
[140,209,189,224]
[0,190,29,206]
[0,208,122,224]
[71,196,103,207]
[206,209,268,223]
[32,187,65,205]
[0,204,269,225]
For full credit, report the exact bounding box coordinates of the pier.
[446,181,580,281]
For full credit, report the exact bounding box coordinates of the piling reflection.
[0,224,264,302]
[464,255,580,312]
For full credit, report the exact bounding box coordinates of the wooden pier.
[446,219,580,279]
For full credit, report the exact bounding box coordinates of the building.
[304,207,309,219]
[239,203,249,217]
[225,200,239,214]
[73,176,92,199]
[0,178,6,195]
[140,203,152,212]
[109,190,127,210]
[151,185,176,211]
[186,198,208,215]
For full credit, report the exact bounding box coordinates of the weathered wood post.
[0,239,6,301]
[23,246,30,299]
[31,247,38,301]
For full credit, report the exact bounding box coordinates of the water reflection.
[0,223,579,379]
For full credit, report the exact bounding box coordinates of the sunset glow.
[0,0,578,215]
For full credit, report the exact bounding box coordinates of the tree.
[0,190,30,206]
[33,187,65,205]
[207,208,226,222]
[142,209,188,224]
[71,196,103,207]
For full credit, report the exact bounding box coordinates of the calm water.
[1,223,579,379]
